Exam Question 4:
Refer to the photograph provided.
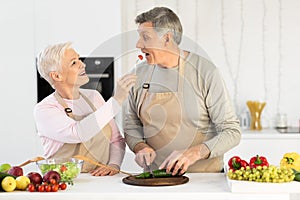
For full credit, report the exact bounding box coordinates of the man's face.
[59,48,89,87]
[136,22,166,65]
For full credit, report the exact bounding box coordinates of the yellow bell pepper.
[280,152,300,171]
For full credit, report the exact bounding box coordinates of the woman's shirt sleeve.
[34,95,121,143]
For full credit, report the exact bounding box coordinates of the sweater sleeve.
[201,68,241,158]
[123,87,145,152]
[34,96,121,143]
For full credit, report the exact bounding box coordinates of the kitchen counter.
[224,128,300,165]
[241,128,300,139]
[0,173,298,200]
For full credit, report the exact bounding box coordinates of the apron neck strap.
[54,91,97,119]
[178,50,186,92]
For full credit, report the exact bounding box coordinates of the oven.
[37,57,114,102]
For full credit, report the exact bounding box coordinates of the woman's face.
[136,22,167,65]
[59,48,89,88]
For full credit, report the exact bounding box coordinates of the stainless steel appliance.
[37,57,114,102]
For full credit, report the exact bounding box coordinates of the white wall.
[1,0,300,171]
[122,0,300,128]
[0,0,127,166]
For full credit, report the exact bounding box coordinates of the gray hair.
[37,42,72,86]
[135,7,183,45]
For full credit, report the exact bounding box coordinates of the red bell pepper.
[228,156,249,171]
[249,155,269,168]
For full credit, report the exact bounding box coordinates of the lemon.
[16,176,30,190]
[0,163,11,173]
[1,176,16,192]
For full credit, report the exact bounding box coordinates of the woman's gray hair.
[135,7,183,45]
[37,42,72,86]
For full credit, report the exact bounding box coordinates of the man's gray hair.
[37,42,72,86]
[135,7,183,45]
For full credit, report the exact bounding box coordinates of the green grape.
[227,165,295,183]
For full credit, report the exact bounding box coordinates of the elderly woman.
[34,42,136,176]
[124,7,241,175]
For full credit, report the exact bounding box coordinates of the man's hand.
[159,144,210,175]
[134,143,156,168]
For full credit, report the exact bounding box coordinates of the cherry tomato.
[59,183,67,190]
[28,184,35,192]
[45,185,52,192]
[60,165,67,172]
[138,55,143,60]
[51,184,59,192]
[38,185,45,192]
[50,179,57,185]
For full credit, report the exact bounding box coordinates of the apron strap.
[54,92,75,119]
[137,50,186,117]
[137,66,155,117]
[178,50,186,93]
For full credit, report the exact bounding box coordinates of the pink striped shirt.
[33,89,125,166]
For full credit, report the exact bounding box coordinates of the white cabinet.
[224,129,300,166]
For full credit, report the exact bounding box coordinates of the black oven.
[37,57,114,102]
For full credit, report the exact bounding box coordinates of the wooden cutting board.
[122,175,189,186]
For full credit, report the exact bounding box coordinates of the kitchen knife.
[143,155,153,175]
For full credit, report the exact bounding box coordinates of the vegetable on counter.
[228,156,249,171]
[280,152,300,171]
[135,169,182,179]
[249,155,269,168]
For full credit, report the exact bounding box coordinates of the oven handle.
[87,74,110,78]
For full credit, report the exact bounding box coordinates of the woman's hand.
[134,143,156,168]
[159,144,210,175]
[89,164,120,176]
[113,74,137,105]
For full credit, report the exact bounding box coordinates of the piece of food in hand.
[135,169,184,179]
[228,156,249,171]
[249,155,269,168]
[138,55,143,60]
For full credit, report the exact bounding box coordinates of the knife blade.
[143,155,152,175]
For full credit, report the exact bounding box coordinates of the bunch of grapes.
[227,165,295,183]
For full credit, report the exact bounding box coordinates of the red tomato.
[45,185,52,192]
[51,184,59,192]
[60,165,67,173]
[59,183,67,190]
[50,179,57,185]
[38,185,45,192]
[138,55,143,60]
[28,184,35,192]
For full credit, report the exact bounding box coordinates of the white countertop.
[0,173,298,200]
[241,128,300,139]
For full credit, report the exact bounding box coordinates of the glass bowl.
[36,158,83,183]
